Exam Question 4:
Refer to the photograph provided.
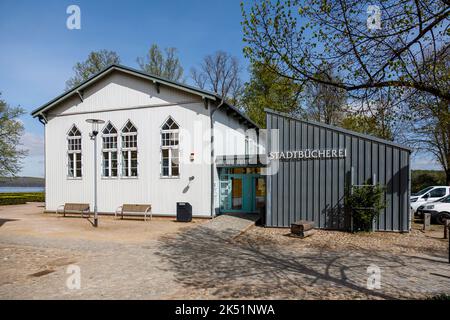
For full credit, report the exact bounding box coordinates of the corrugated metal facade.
[266,110,411,232]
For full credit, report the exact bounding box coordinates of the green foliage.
[241,0,449,101]
[341,113,393,140]
[411,170,446,193]
[242,61,301,127]
[303,63,347,125]
[66,50,120,89]
[346,181,386,232]
[137,44,183,81]
[0,192,45,205]
[0,196,26,205]
[403,47,450,181]
[0,94,27,177]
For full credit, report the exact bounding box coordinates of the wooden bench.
[115,204,152,221]
[56,203,90,218]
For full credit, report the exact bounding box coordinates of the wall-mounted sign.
[269,149,347,160]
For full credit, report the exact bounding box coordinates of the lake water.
[0,187,44,193]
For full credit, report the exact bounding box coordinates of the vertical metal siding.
[266,112,411,232]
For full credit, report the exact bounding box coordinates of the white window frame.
[160,117,180,178]
[67,125,82,179]
[121,120,138,178]
[102,122,118,178]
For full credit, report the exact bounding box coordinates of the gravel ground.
[1,203,449,300]
[156,223,450,300]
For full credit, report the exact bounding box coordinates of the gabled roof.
[31,64,258,128]
[265,108,411,152]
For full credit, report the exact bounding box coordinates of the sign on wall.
[268,149,347,160]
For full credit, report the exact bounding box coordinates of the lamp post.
[86,119,105,227]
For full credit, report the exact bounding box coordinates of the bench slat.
[64,203,90,211]
[122,204,151,213]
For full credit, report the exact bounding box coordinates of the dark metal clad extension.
[265,109,411,232]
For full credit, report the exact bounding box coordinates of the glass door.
[219,177,231,211]
[219,168,265,213]
[231,177,243,210]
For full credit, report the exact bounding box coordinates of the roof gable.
[31,64,258,129]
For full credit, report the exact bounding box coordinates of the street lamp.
[86,118,105,227]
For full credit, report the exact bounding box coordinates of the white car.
[417,196,450,224]
[410,186,450,214]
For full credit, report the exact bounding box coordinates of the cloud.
[20,131,44,156]
[411,153,441,170]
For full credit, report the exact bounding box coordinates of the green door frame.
[219,172,260,213]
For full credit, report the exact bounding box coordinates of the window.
[67,125,82,178]
[161,117,179,177]
[429,188,446,198]
[102,122,118,177]
[121,120,138,177]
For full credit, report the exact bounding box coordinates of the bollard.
[446,220,450,264]
[423,213,431,231]
[445,219,450,239]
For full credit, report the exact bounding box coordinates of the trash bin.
[176,202,192,222]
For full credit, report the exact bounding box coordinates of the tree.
[242,61,301,127]
[66,50,120,89]
[303,64,347,125]
[341,113,394,140]
[411,170,446,193]
[402,46,450,183]
[191,51,243,105]
[137,44,183,81]
[0,93,27,177]
[340,88,399,140]
[241,0,450,102]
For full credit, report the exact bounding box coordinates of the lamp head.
[86,119,105,138]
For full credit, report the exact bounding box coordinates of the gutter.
[210,98,225,217]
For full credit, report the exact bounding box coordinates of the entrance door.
[219,171,263,213]
[231,177,243,210]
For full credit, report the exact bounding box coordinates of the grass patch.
[0,192,45,205]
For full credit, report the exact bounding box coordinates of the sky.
[0,0,441,177]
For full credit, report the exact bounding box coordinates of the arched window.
[121,120,138,177]
[161,117,179,177]
[67,125,82,178]
[102,122,118,177]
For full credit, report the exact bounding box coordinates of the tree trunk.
[446,170,450,186]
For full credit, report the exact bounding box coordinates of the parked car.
[411,186,450,215]
[416,195,450,224]
[416,195,447,218]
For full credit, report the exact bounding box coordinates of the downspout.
[210,98,225,217]
[37,113,47,212]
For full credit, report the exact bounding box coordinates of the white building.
[32,64,264,218]
[32,64,411,231]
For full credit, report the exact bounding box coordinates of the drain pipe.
[210,98,225,217]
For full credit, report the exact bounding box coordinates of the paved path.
[202,213,259,239]
[0,203,449,299]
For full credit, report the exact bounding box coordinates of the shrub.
[0,192,45,205]
[346,181,386,232]
[0,195,27,205]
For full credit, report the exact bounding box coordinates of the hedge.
[0,192,45,205]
